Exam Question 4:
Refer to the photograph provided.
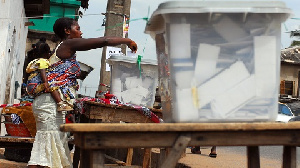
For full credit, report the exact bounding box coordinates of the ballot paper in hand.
[106,47,122,71]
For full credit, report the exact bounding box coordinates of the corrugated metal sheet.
[281,46,300,64]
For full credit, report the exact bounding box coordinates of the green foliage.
[291,40,300,47]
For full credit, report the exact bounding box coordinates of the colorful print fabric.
[26,55,80,99]
[74,94,163,123]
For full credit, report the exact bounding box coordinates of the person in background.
[27,17,137,168]
[23,38,48,83]
[65,110,76,153]
[191,146,217,158]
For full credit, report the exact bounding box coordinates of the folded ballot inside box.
[145,1,292,122]
[106,55,158,108]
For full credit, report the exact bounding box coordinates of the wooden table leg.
[160,135,191,168]
[80,148,92,168]
[247,146,260,168]
[143,148,151,168]
[282,146,296,168]
[159,148,167,166]
[126,148,133,166]
[73,145,80,168]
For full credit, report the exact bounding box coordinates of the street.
[179,146,300,168]
[1,146,300,167]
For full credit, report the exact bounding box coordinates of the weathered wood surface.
[83,101,162,123]
[60,122,300,132]
[61,122,300,149]
[61,122,300,168]
[282,146,297,168]
[0,136,34,143]
[104,154,126,166]
[160,135,191,168]
[0,136,34,148]
[142,148,151,168]
[126,148,133,166]
[103,165,141,168]
[81,101,161,167]
[247,146,260,168]
[0,136,75,148]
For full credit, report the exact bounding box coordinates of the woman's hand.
[128,41,137,53]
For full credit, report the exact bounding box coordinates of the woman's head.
[53,17,82,40]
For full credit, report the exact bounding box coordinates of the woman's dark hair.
[53,17,76,40]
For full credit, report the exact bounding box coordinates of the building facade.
[0,0,51,135]
[280,46,300,98]
[0,1,30,106]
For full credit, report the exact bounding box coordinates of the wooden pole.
[98,0,131,93]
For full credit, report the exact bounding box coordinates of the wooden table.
[73,101,163,167]
[83,101,163,123]
[61,122,300,168]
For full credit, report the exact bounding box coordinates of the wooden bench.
[0,136,34,148]
[61,122,300,168]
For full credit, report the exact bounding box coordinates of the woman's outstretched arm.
[56,37,137,59]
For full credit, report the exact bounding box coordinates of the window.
[280,80,294,96]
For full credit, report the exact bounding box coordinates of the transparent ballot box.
[145,1,292,122]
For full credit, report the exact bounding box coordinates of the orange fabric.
[3,101,36,137]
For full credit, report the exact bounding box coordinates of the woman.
[25,40,74,112]
[27,17,137,168]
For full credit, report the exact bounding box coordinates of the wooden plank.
[159,148,167,166]
[126,148,133,166]
[60,122,300,133]
[72,131,300,149]
[0,136,34,143]
[282,146,297,168]
[80,149,92,168]
[142,148,151,168]
[0,136,34,148]
[86,105,154,123]
[0,142,33,148]
[161,135,191,168]
[84,101,163,119]
[247,146,260,168]
[104,165,142,168]
[105,154,126,166]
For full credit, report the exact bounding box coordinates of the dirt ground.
[0,148,28,168]
[0,147,282,168]
[178,147,282,168]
